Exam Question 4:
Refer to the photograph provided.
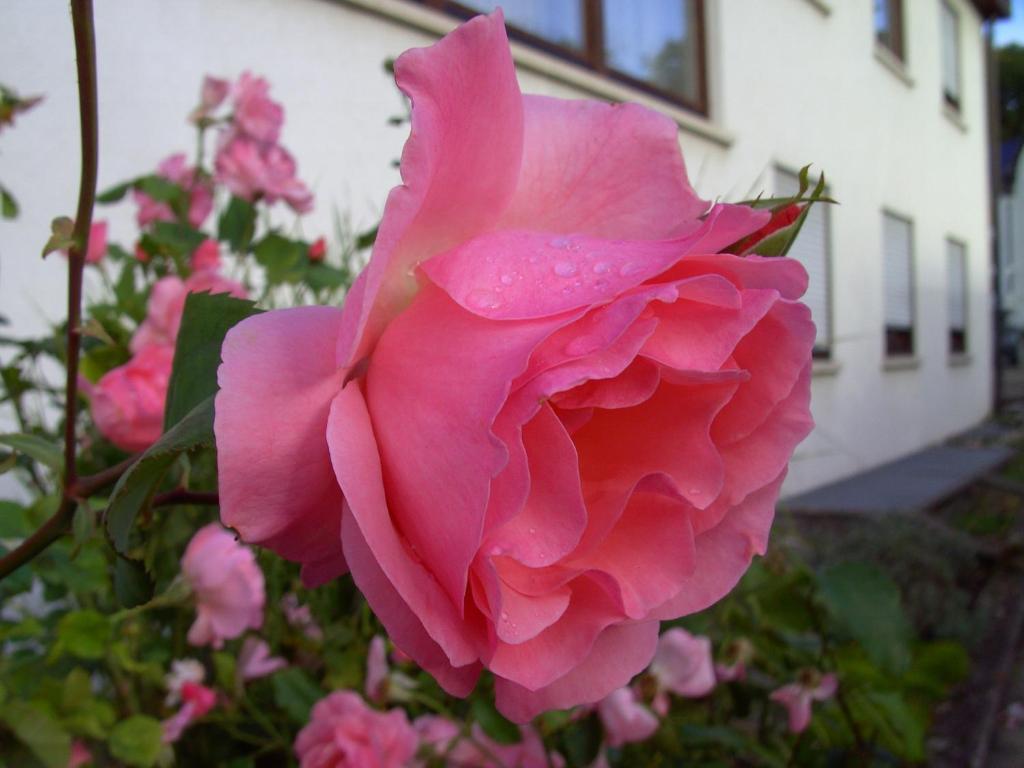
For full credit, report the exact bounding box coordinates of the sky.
[996,0,1024,46]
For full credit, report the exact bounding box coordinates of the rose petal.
[215,307,347,586]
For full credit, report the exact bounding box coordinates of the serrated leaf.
[164,292,261,430]
[109,715,163,768]
[96,179,134,204]
[817,561,912,674]
[218,196,257,252]
[105,397,215,554]
[271,668,323,724]
[0,432,62,472]
[0,700,71,768]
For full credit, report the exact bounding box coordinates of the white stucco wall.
[0,0,995,496]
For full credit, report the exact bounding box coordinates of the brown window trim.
[876,0,905,63]
[409,0,709,116]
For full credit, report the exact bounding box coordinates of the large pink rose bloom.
[90,344,173,452]
[294,691,417,768]
[181,524,265,648]
[215,12,814,721]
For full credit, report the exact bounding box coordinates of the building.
[0,0,1008,496]
[1000,137,1024,345]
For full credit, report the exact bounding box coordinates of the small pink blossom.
[232,72,284,144]
[413,715,461,760]
[214,136,312,213]
[191,238,222,272]
[162,681,217,744]
[770,672,838,734]
[650,628,717,703]
[181,524,265,649]
[447,724,564,768]
[89,344,173,452]
[190,75,230,123]
[281,593,323,641]
[597,687,659,748]
[134,153,213,229]
[164,658,206,706]
[238,637,287,681]
[715,638,755,683]
[67,740,92,768]
[365,635,389,703]
[294,691,417,768]
[308,237,327,262]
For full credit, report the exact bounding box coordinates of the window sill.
[812,358,841,377]
[874,44,914,88]
[942,102,968,133]
[801,0,832,16]
[882,355,921,372]
[949,352,972,367]
[340,0,735,148]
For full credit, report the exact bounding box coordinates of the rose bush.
[216,11,815,721]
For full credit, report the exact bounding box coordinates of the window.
[777,168,832,358]
[882,212,915,357]
[415,0,707,113]
[874,0,904,62]
[947,239,968,354]
[940,0,961,110]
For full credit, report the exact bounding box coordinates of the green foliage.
[55,609,112,660]
[109,716,164,767]
[218,196,257,252]
[163,292,261,429]
[0,701,70,768]
[0,433,62,474]
[271,668,323,724]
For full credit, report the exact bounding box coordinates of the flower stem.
[0,0,99,580]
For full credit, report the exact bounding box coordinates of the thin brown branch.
[0,0,98,581]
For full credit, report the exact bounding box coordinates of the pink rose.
[214,136,313,213]
[215,12,813,721]
[181,524,265,648]
[309,237,327,262]
[232,72,284,144]
[596,687,659,747]
[238,636,287,681]
[445,724,563,768]
[294,691,417,768]
[191,238,222,272]
[770,671,837,734]
[162,681,217,744]
[134,153,213,229]
[164,658,206,706]
[649,628,716,704]
[90,344,173,452]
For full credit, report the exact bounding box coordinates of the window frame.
[940,0,962,112]
[410,0,709,115]
[775,165,834,361]
[875,0,905,63]
[881,209,917,359]
[946,236,968,355]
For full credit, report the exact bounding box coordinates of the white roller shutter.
[947,240,967,331]
[776,169,830,351]
[883,213,914,329]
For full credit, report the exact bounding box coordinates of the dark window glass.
[602,0,701,104]
[941,0,961,110]
[886,328,915,357]
[458,0,585,50]
[874,0,904,61]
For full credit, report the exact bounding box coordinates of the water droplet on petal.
[592,261,610,274]
[466,289,502,310]
[500,611,509,622]
[619,262,642,277]
[500,273,514,285]
[528,527,536,535]
[549,237,572,249]
[554,261,578,278]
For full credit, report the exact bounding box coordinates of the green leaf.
[560,711,602,766]
[218,196,257,252]
[0,500,30,538]
[135,175,182,204]
[0,433,62,472]
[0,183,18,219]
[109,715,163,768]
[96,179,134,204]
[253,233,307,285]
[0,701,71,768]
[471,697,521,745]
[56,609,112,660]
[114,554,155,608]
[271,668,323,724]
[306,263,350,292]
[213,651,237,691]
[105,397,215,554]
[163,292,260,430]
[41,216,76,258]
[904,640,970,699]
[149,220,205,259]
[817,561,912,674]
[355,224,378,250]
